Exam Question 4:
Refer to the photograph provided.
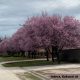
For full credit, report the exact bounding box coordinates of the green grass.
[0,57,29,62]
[24,73,42,80]
[17,72,42,80]
[3,60,55,67]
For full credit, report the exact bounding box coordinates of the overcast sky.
[0,0,80,37]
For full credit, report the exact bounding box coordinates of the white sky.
[0,0,80,37]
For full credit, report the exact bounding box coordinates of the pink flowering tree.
[0,38,10,55]
[10,14,80,63]
[0,37,19,56]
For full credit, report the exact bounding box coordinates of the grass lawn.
[17,72,42,80]
[0,57,30,62]
[3,60,56,67]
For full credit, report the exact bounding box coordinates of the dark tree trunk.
[52,46,55,62]
[28,51,31,58]
[18,52,21,57]
[33,50,36,59]
[56,52,60,64]
[31,51,34,58]
[57,49,62,64]
[7,51,11,56]
[20,50,25,57]
[31,52,33,58]
[29,50,36,59]
[52,46,61,64]
[45,48,49,61]
[55,46,61,64]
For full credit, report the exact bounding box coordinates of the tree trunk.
[55,47,61,64]
[52,46,55,62]
[52,46,61,63]
[33,50,36,59]
[28,51,31,58]
[57,49,62,64]
[21,50,25,57]
[45,48,49,61]
[56,52,60,64]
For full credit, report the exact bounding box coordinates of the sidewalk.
[0,69,20,80]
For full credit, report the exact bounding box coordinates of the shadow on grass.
[3,60,68,67]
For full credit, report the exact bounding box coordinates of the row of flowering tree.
[0,14,80,63]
